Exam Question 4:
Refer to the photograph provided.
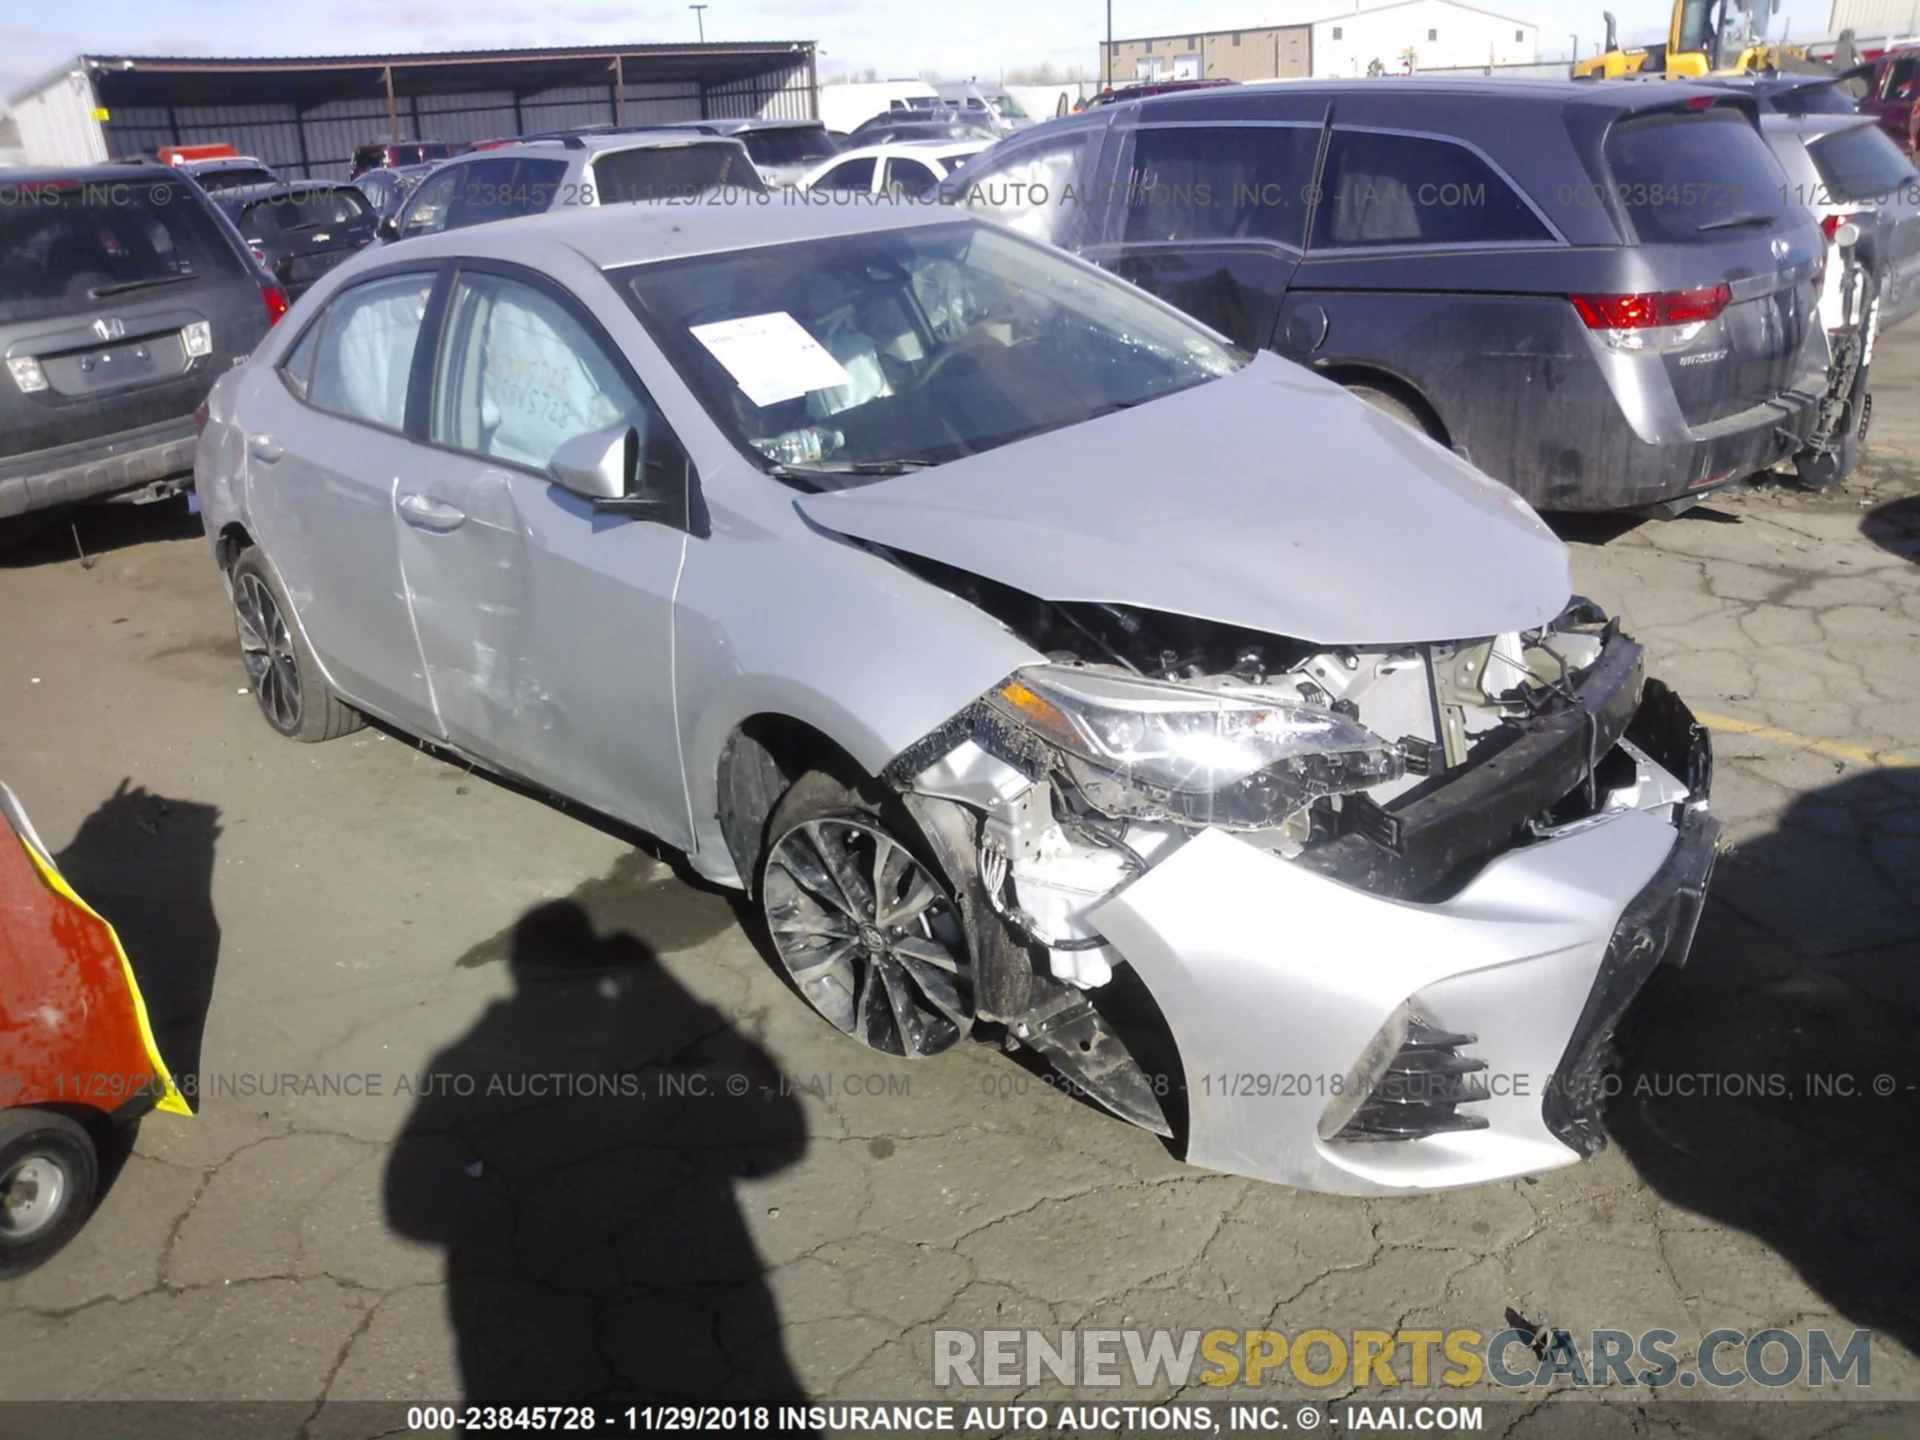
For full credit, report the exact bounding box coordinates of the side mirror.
[377,217,399,242]
[1834,221,1862,249]
[548,420,693,529]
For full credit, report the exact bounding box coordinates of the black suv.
[949,80,1829,513]
[1,166,284,524]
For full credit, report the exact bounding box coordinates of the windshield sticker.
[689,311,854,407]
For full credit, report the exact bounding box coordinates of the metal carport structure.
[11,43,818,178]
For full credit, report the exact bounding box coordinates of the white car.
[797,138,993,199]
[384,131,764,243]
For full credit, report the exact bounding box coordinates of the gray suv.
[2,166,281,528]
[951,80,1829,514]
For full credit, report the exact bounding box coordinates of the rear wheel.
[759,772,974,1057]
[230,549,363,742]
[1343,382,1436,439]
[0,1109,98,1279]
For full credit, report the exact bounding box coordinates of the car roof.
[1141,75,1737,114]
[390,196,967,271]
[662,117,826,133]
[472,131,749,159]
[830,137,991,161]
[1,164,174,185]
[181,156,272,170]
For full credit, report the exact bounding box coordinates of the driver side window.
[430,269,664,474]
[399,165,463,239]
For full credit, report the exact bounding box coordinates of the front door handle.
[248,434,283,463]
[397,491,467,532]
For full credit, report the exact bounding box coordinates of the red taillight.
[194,401,210,439]
[261,283,290,326]
[1570,283,1731,329]
[1819,211,1861,242]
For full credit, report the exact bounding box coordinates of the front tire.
[759,772,974,1058]
[230,549,363,743]
[0,1109,98,1279]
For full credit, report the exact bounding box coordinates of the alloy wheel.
[763,816,972,1056]
[234,571,303,732]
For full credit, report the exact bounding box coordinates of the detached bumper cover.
[1543,803,1719,1156]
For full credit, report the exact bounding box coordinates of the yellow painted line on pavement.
[1695,712,1920,769]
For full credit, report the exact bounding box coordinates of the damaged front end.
[882,581,1718,1193]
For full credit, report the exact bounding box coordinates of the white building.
[1103,0,1537,85]
[1309,0,1538,76]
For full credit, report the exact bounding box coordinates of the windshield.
[195,166,276,192]
[621,221,1241,479]
[742,128,840,167]
[0,180,242,324]
[241,187,370,237]
[985,94,1028,119]
[593,143,767,201]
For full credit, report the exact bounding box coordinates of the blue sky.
[2,0,1839,99]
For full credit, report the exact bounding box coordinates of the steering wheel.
[920,324,1012,386]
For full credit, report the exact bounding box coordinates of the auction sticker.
[689,311,853,407]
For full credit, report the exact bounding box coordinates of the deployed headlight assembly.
[982,665,1403,830]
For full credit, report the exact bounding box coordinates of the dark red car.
[1836,45,1920,151]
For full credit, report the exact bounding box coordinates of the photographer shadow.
[385,899,814,1415]
[1609,766,1920,1354]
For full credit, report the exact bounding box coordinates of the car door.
[1090,121,1321,352]
[398,261,692,844]
[242,268,440,730]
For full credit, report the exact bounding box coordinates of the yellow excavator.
[1574,0,1832,79]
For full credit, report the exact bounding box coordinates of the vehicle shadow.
[52,779,224,1097]
[0,495,203,569]
[1607,766,1920,1355]
[1862,493,1920,562]
[384,899,816,1419]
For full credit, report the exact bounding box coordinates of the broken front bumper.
[1092,755,1718,1196]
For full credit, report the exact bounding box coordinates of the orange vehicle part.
[156,143,238,166]
[0,786,188,1119]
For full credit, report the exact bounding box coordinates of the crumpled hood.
[796,352,1571,646]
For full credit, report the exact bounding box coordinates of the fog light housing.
[182,320,213,357]
[7,356,48,393]
[1320,1007,1490,1143]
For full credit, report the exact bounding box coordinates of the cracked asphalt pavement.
[0,326,1916,1431]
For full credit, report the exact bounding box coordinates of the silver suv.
[383,131,764,243]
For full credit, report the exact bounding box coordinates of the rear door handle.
[397,491,467,532]
[248,434,283,463]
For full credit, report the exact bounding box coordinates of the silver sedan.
[196,201,1717,1194]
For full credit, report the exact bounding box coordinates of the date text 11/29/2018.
[407,1406,783,1431]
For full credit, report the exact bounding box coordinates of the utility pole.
[691,4,708,42]
[1106,0,1113,87]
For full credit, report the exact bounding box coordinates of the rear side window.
[1311,129,1550,248]
[1604,109,1788,243]
[1126,124,1321,249]
[1810,124,1920,202]
[0,181,244,324]
[593,144,766,202]
[307,272,435,429]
